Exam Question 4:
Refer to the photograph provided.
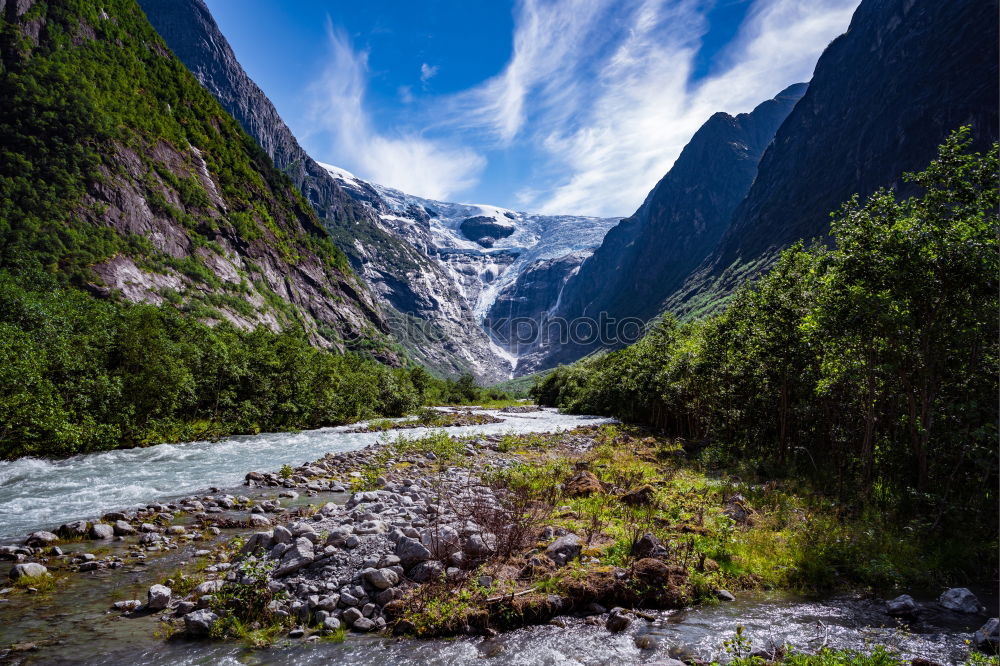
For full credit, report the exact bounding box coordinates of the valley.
[0,0,996,663]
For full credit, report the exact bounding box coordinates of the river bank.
[0,413,996,664]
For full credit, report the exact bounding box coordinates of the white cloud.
[303,0,859,216]
[305,26,484,200]
[438,0,859,216]
[419,62,439,83]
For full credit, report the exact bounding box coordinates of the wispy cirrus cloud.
[305,26,484,200]
[305,0,859,215]
[439,0,859,216]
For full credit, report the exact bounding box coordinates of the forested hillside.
[0,0,425,458]
[0,0,388,351]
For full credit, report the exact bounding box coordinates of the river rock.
[715,589,736,602]
[975,618,999,651]
[248,514,271,528]
[112,600,142,612]
[323,615,342,631]
[272,525,293,545]
[886,594,918,616]
[58,521,89,538]
[364,568,399,590]
[90,523,114,540]
[113,520,136,536]
[9,563,47,580]
[421,526,461,558]
[545,533,582,567]
[408,560,444,583]
[242,531,274,556]
[24,531,58,547]
[939,588,984,614]
[174,601,196,616]
[352,617,376,632]
[396,536,432,568]
[273,537,314,577]
[147,584,171,610]
[606,607,631,632]
[184,609,218,637]
[193,580,223,597]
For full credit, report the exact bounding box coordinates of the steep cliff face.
[522,84,806,370]
[138,0,515,382]
[669,0,999,314]
[0,0,394,359]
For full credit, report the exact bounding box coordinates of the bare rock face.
[459,216,515,247]
[535,83,806,370]
[670,0,999,316]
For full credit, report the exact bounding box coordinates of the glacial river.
[0,408,992,664]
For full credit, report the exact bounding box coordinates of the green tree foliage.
[533,130,998,530]
[0,270,421,459]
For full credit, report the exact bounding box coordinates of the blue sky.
[205,0,859,217]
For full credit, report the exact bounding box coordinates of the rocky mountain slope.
[525,83,806,370]
[138,0,518,382]
[667,0,999,315]
[0,0,394,359]
[528,0,998,372]
[324,165,620,374]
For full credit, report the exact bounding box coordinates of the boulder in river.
[89,523,114,540]
[184,609,219,637]
[886,594,918,617]
[112,520,136,536]
[9,562,47,580]
[57,521,89,538]
[939,587,984,614]
[24,531,58,547]
[273,537,314,577]
[606,607,632,632]
[248,514,272,528]
[147,584,171,610]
